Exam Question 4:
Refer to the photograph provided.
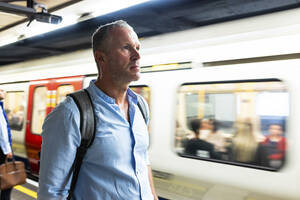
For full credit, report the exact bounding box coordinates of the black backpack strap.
[66,89,96,200]
[137,95,148,124]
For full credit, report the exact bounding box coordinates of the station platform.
[10,179,168,200]
[11,179,37,200]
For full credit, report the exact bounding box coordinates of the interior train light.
[141,62,192,73]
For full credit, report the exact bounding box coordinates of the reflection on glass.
[4,91,25,131]
[176,80,288,170]
[31,87,47,135]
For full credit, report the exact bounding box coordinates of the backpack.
[66,89,147,200]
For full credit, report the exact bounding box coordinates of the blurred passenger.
[175,120,193,149]
[0,89,13,200]
[184,119,220,159]
[38,20,158,200]
[231,119,258,164]
[8,106,24,131]
[201,119,227,154]
[15,105,24,130]
[199,118,211,140]
[258,124,286,169]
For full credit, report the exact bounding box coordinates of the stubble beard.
[109,66,139,88]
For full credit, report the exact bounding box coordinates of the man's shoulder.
[198,139,214,149]
[46,96,80,121]
[187,138,200,146]
[56,96,78,111]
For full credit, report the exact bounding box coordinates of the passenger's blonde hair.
[232,119,258,162]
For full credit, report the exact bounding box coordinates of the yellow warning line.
[14,185,37,199]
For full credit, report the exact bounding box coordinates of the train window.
[3,91,25,131]
[31,86,47,135]
[56,85,74,105]
[175,80,288,170]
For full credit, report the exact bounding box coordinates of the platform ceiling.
[1,0,300,66]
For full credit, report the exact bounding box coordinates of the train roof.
[1,0,300,67]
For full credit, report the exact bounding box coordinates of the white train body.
[1,8,300,200]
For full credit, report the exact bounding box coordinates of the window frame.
[175,78,288,172]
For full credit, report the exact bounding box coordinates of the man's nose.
[131,48,140,60]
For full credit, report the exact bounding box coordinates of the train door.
[26,76,83,175]
[1,82,28,159]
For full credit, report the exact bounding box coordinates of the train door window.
[3,91,25,131]
[31,86,47,135]
[56,85,74,104]
[175,80,288,170]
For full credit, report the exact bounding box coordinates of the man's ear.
[95,50,106,64]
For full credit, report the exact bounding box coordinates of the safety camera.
[34,12,62,24]
[0,1,63,26]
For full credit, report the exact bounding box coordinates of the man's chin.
[132,74,140,81]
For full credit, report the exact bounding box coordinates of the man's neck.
[95,78,131,122]
[95,78,129,105]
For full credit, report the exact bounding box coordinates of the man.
[259,124,286,169]
[184,119,220,159]
[0,89,13,200]
[38,20,158,200]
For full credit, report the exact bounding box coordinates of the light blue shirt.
[38,81,153,200]
[0,102,12,154]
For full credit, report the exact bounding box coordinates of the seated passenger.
[184,119,220,159]
[199,118,211,140]
[258,124,286,169]
[201,119,227,154]
[8,106,24,131]
[231,119,259,164]
[175,120,193,149]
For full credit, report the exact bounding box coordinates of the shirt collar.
[89,80,138,105]
[127,88,138,105]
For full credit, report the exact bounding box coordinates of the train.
[1,7,300,200]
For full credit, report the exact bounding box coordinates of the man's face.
[102,27,141,84]
[269,124,282,137]
[201,120,211,130]
[0,89,5,100]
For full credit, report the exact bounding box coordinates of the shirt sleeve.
[0,107,12,155]
[37,97,81,200]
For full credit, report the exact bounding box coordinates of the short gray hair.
[92,20,134,77]
[92,20,134,54]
